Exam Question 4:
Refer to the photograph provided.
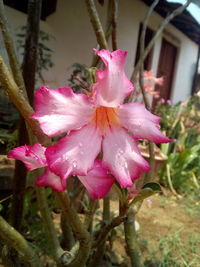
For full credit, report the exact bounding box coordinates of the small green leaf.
[130,188,154,205]
[142,182,162,192]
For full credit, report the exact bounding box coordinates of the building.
[2,0,200,103]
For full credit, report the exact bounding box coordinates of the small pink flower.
[143,70,163,96]
[166,99,172,105]
[8,144,114,199]
[31,49,171,188]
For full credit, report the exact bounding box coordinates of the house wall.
[2,0,199,104]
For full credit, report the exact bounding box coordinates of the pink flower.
[32,49,171,188]
[8,144,114,199]
[143,70,163,97]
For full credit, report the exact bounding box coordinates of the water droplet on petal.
[118,149,124,155]
[72,161,77,168]
[79,142,83,147]
[80,150,84,155]
[124,162,128,168]
[63,155,69,160]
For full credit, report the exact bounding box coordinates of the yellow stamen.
[92,106,120,133]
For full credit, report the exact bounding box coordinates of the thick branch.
[22,0,42,104]
[93,213,126,248]
[0,216,42,267]
[85,0,108,49]
[131,0,192,83]
[124,208,142,267]
[56,191,91,267]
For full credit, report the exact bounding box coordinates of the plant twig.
[0,56,50,145]
[0,216,42,267]
[0,0,27,97]
[84,198,97,232]
[93,209,127,248]
[85,0,108,49]
[90,1,113,67]
[89,194,111,266]
[111,0,118,51]
[138,0,157,182]
[166,164,182,198]
[131,0,192,83]
[35,186,64,263]
[56,191,91,267]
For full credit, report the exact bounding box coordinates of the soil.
[105,194,200,266]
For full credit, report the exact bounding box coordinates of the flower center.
[92,106,119,134]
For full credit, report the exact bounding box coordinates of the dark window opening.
[135,23,154,71]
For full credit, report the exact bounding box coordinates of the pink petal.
[7,143,46,170]
[36,167,66,192]
[93,49,134,107]
[78,160,114,200]
[45,124,102,180]
[31,86,94,137]
[102,127,150,188]
[118,103,171,143]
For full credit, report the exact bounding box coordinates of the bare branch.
[56,191,91,267]
[93,214,126,248]
[0,0,27,97]
[85,0,108,49]
[111,0,118,50]
[0,56,51,145]
[131,0,192,83]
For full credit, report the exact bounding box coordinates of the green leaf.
[130,189,154,205]
[142,182,162,192]
[130,183,162,205]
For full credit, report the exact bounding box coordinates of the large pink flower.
[32,49,171,188]
[8,144,114,199]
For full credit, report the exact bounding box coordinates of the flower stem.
[124,207,142,267]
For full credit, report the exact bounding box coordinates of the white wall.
[2,0,199,103]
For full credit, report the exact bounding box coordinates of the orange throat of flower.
[91,106,120,134]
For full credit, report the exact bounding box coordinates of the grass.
[142,228,200,267]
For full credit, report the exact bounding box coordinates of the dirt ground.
[0,155,200,266]
[106,193,200,266]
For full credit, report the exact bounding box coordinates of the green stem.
[89,194,110,266]
[124,207,142,267]
[111,0,118,51]
[84,199,97,232]
[56,191,91,267]
[0,216,42,267]
[85,0,108,49]
[0,0,27,97]
[35,187,63,263]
